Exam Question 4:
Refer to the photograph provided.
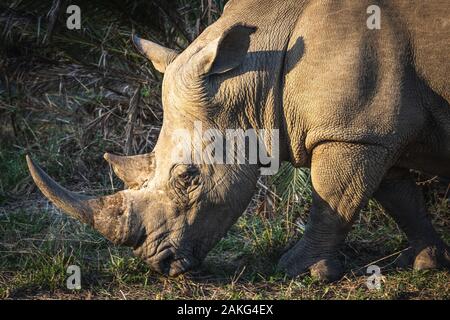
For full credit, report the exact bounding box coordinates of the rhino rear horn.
[26,155,142,246]
[104,152,155,189]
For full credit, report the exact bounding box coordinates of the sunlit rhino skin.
[27,0,450,281]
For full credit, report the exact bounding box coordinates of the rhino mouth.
[148,249,199,277]
[136,239,200,276]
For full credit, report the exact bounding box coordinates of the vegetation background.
[0,0,448,299]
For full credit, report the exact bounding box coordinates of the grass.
[0,146,28,204]
[0,193,448,300]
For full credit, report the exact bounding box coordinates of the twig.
[43,0,63,44]
[124,85,141,155]
[350,247,412,273]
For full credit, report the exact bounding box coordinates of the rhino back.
[281,0,450,167]
[391,0,450,102]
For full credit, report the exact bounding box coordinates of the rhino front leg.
[278,142,389,281]
[373,169,450,270]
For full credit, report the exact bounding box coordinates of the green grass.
[0,200,448,300]
[0,144,28,204]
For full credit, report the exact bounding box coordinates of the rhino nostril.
[151,248,174,275]
[158,258,172,275]
[168,259,186,277]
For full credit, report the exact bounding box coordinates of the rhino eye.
[169,165,201,205]
[183,165,200,179]
[170,164,200,189]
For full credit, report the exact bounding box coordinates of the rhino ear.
[133,35,179,73]
[189,24,257,76]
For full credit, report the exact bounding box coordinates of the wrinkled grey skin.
[27,0,450,281]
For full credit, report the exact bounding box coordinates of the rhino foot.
[278,246,343,282]
[413,244,450,271]
[394,244,450,270]
[309,258,343,282]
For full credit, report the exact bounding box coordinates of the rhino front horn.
[26,155,143,246]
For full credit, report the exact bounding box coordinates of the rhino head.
[27,24,277,276]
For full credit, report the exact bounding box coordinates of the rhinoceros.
[27,0,449,281]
